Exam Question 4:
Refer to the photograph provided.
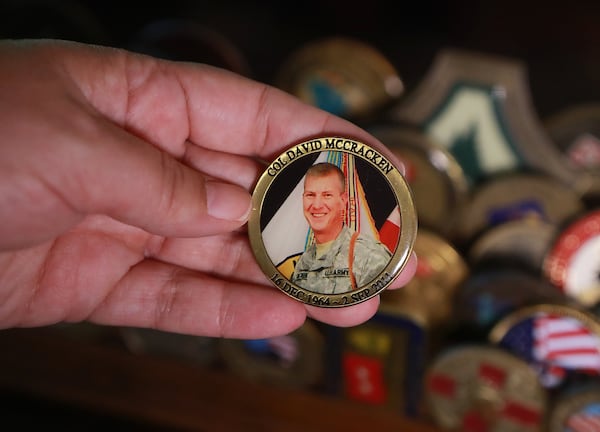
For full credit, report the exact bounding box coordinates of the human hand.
[0,39,417,338]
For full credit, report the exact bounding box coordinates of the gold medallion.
[368,124,469,240]
[380,228,469,328]
[548,384,600,432]
[467,218,557,274]
[249,137,417,308]
[454,171,585,247]
[275,37,404,121]
[425,345,547,431]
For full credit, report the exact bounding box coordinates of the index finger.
[59,40,401,167]
[174,64,394,161]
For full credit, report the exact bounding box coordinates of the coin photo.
[249,137,417,308]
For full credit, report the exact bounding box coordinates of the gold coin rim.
[248,136,417,308]
[489,303,600,344]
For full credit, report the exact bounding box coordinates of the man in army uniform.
[291,162,392,294]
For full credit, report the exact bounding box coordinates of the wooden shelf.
[0,327,441,432]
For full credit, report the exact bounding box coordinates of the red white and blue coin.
[489,304,600,388]
[544,209,600,307]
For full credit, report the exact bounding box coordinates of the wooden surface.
[0,327,441,432]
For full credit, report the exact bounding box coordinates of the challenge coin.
[452,268,566,333]
[454,171,585,247]
[467,218,557,275]
[275,37,404,121]
[323,314,429,417]
[543,209,600,307]
[548,383,600,432]
[424,344,547,432]
[248,136,417,308]
[489,304,600,389]
[380,228,469,328]
[368,124,469,240]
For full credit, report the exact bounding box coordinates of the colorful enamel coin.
[548,384,600,432]
[543,209,600,307]
[275,37,404,121]
[380,227,469,328]
[249,137,417,308]
[390,48,585,195]
[489,304,600,389]
[425,345,547,432]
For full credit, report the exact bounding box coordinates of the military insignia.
[489,304,600,389]
[548,383,600,432]
[368,124,469,240]
[454,171,585,247]
[323,314,428,417]
[249,137,417,307]
[543,209,600,307]
[390,48,583,194]
[275,37,404,121]
[467,218,557,274]
[424,345,547,431]
[218,319,324,390]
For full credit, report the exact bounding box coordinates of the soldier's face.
[302,172,347,241]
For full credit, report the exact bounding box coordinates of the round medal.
[275,37,404,121]
[368,124,469,240]
[380,228,469,327]
[249,137,417,308]
[489,304,600,389]
[467,218,557,274]
[543,209,600,307]
[453,268,566,333]
[424,344,547,432]
[454,171,585,247]
[548,383,600,432]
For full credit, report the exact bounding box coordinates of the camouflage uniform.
[291,225,392,294]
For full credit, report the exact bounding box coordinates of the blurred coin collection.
[48,21,600,432]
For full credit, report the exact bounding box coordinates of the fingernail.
[206,181,252,222]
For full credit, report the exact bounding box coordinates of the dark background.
[1,0,599,119]
[1,0,599,429]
